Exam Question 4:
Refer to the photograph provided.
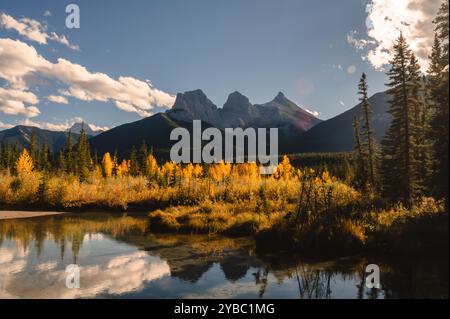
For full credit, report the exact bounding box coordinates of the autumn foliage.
[15,149,34,175]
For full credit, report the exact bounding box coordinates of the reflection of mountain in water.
[0,214,448,299]
[121,234,260,283]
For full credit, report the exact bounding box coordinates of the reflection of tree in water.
[355,261,379,299]
[0,214,148,262]
[295,265,333,299]
[252,269,269,298]
[0,216,447,299]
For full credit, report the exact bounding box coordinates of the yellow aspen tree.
[275,155,294,180]
[193,164,203,179]
[16,149,34,174]
[145,154,158,176]
[102,152,114,177]
[116,160,129,177]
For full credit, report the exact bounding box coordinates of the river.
[0,212,447,299]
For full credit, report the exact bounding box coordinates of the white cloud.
[43,10,51,17]
[347,30,374,51]
[0,12,79,50]
[46,95,68,104]
[0,38,176,117]
[0,120,13,129]
[348,0,443,71]
[0,87,40,117]
[304,108,320,117]
[18,117,110,132]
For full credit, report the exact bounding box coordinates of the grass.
[0,156,447,256]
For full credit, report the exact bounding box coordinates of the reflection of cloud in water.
[59,251,171,298]
[83,233,104,241]
[36,261,58,271]
[0,247,29,298]
[0,244,170,298]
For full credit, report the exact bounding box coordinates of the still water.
[0,213,447,299]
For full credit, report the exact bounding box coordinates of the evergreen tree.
[139,140,148,175]
[12,143,19,168]
[429,1,449,208]
[352,115,366,186]
[29,130,37,163]
[418,76,433,192]
[358,73,377,188]
[3,143,12,170]
[407,53,425,194]
[381,33,419,204]
[57,150,66,173]
[129,145,139,176]
[41,143,51,172]
[75,123,92,181]
[65,131,74,174]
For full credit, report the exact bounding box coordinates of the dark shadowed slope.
[0,125,79,153]
[291,91,391,153]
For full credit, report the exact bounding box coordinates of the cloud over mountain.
[0,37,176,118]
[348,0,442,71]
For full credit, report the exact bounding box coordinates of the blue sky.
[0,0,441,130]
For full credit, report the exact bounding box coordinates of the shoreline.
[0,211,66,220]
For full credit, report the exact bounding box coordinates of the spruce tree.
[407,53,424,194]
[429,1,449,208]
[41,143,51,172]
[75,123,92,181]
[352,115,366,186]
[358,73,377,188]
[57,150,66,173]
[382,33,419,204]
[65,131,74,174]
[129,145,139,176]
[139,140,148,175]
[29,130,37,163]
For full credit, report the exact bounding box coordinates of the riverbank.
[148,199,449,257]
[0,210,66,220]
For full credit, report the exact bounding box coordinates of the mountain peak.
[69,122,104,136]
[168,89,221,126]
[223,91,251,110]
[272,91,290,104]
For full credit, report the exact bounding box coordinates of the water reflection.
[0,213,447,299]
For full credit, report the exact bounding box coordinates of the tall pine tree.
[382,33,420,204]
[75,123,92,181]
[429,1,449,208]
[358,73,378,188]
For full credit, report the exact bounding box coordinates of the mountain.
[0,125,79,153]
[166,90,322,131]
[2,90,391,159]
[292,91,391,153]
[69,122,104,136]
[167,89,223,127]
[89,89,322,158]
[89,113,182,159]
